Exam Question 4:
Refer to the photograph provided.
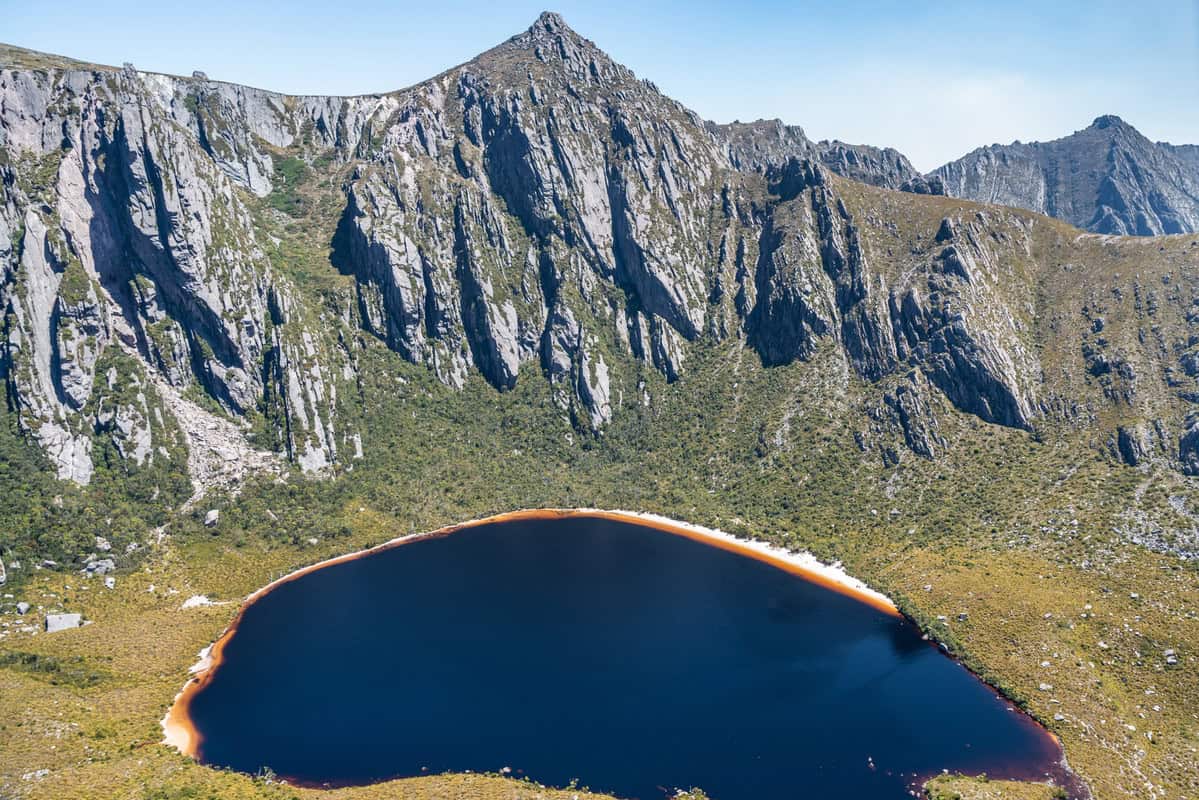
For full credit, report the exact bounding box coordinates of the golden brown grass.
[925,774,1065,800]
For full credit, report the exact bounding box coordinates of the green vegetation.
[85,351,192,516]
[265,155,311,217]
[0,651,109,688]
[56,258,93,306]
[925,774,1067,800]
[0,352,190,585]
[254,147,351,297]
[0,418,102,578]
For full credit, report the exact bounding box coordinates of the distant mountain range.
[4,37,1194,238]
[713,115,1199,236]
[931,115,1199,235]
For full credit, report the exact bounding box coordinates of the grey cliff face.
[2,14,1198,491]
[748,159,1038,434]
[0,63,355,484]
[711,118,924,191]
[932,115,1199,236]
[329,11,725,423]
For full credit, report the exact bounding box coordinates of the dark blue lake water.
[185,514,1073,799]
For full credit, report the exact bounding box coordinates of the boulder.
[1179,417,1199,475]
[204,509,220,527]
[1117,424,1152,466]
[84,558,116,576]
[44,613,83,633]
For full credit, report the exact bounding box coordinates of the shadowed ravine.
[164,510,1084,800]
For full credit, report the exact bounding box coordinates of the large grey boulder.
[44,613,82,632]
[84,558,116,576]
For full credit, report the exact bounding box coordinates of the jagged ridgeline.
[932,115,1199,236]
[2,13,1199,504]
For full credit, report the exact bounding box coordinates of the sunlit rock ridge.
[1,12,1198,499]
[932,115,1199,236]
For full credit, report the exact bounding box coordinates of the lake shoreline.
[161,508,1086,800]
[161,508,902,757]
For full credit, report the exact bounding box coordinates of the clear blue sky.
[3,0,1197,170]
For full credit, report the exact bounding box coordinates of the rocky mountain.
[715,115,1199,236]
[710,118,925,190]
[931,115,1199,236]
[1,13,1198,505]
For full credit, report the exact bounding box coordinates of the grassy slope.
[2,147,1198,800]
[926,774,1066,800]
[0,42,113,73]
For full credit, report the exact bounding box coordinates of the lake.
[171,511,1079,799]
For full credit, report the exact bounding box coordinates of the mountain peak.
[519,10,585,46]
[1090,114,1129,131]
[934,111,1199,235]
[471,10,632,87]
[532,11,570,32]
[484,10,595,61]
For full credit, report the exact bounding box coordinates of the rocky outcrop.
[748,163,1038,442]
[747,158,900,381]
[330,12,726,424]
[0,60,356,485]
[711,119,923,190]
[931,115,1199,235]
[816,140,922,191]
[1179,416,1199,476]
[713,119,814,174]
[1114,421,1171,467]
[883,372,945,459]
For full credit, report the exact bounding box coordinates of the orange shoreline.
[162,508,903,757]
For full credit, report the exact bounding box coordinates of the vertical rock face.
[746,158,1038,437]
[747,161,839,365]
[330,11,727,420]
[932,116,1199,235]
[0,62,355,484]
